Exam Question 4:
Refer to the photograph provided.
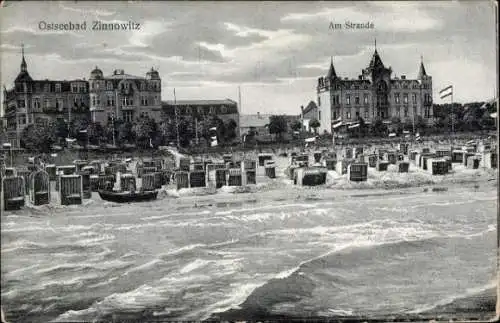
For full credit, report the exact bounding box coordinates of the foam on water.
[2,174,497,322]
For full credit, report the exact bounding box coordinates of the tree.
[87,122,104,145]
[20,122,56,152]
[309,118,320,134]
[133,116,158,148]
[54,118,68,141]
[415,116,427,134]
[370,118,387,137]
[117,121,134,144]
[69,117,90,139]
[224,119,238,141]
[389,117,403,135]
[268,115,288,141]
[290,120,302,132]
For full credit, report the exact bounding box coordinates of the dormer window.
[107,82,113,90]
[140,82,146,91]
[55,83,61,92]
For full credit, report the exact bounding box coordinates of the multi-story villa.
[316,47,433,134]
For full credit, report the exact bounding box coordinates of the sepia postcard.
[0,1,498,322]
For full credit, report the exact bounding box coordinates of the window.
[355,96,360,104]
[356,111,360,118]
[333,111,337,120]
[141,96,148,106]
[346,95,351,105]
[425,107,431,118]
[154,96,159,105]
[319,111,321,120]
[91,82,95,90]
[44,84,50,92]
[318,96,321,106]
[364,94,369,104]
[346,111,351,119]
[395,93,400,104]
[404,107,409,117]
[19,100,26,108]
[92,95,100,106]
[95,82,100,90]
[186,107,192,114]
[403,93,408,104]
[129,98,133,106]
[413,106,417,115]
[55,83,61,92]
[396,107,401,117]
[56,99,63,111]
[107,82,113,90]
[44,98,50,109]
[221,106,227,113]
[364,109,369,119]
[140,82,146,91]
[209,106,216,114]
[74,96,80,105]
[33,98,40,110]
[123,110,134,122]
[197,106,204,114]
[107,95,115,106]
[412,93,417,104]
[79,84,86,93]
[19,114,26,125]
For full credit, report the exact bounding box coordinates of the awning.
[388,133,396,137]
[348,123,360,129]
[332,121,343,129]
[2,143,12,148]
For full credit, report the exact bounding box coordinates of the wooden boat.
[98,190,158,203]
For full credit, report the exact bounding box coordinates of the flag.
[439,85,453,99]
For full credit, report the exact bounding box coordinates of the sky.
[0,1,497,117]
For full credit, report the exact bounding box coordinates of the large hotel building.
[316,47,433,134]
[1,47,240,147]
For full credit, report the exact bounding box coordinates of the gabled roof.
[418,61,427,78]
[302,101,318,115]
[326,57,337,79]
[367,50,385,71]
[14,71,33,83]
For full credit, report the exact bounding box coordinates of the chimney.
[301,105,304,112]
[257,111,260,118]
